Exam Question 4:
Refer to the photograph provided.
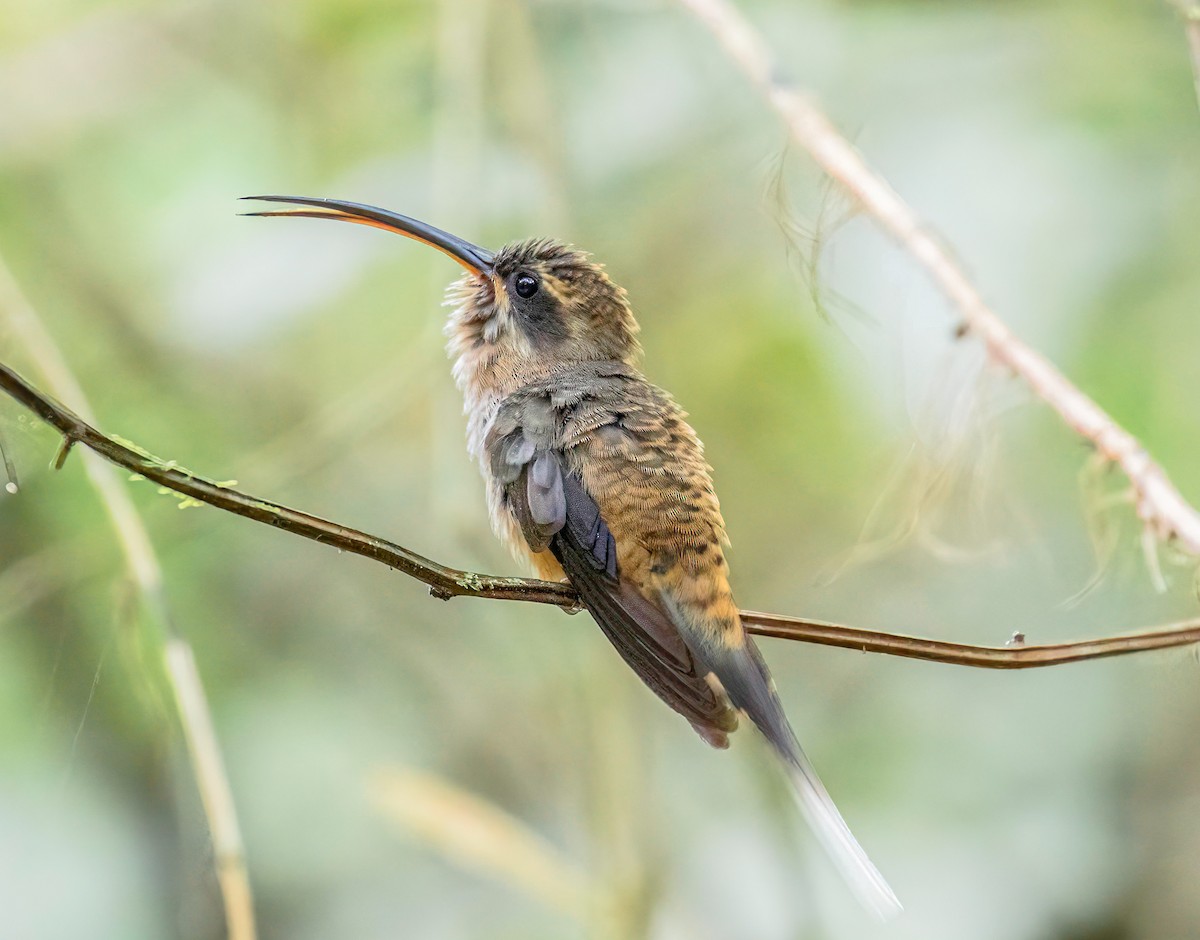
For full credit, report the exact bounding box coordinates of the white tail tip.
[786,755,902,920]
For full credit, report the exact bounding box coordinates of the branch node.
[52,435,75,471]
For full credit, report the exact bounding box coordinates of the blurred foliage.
[1,0,1199,937]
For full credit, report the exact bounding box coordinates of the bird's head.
[244,196,642,371]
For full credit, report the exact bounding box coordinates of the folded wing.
[489,426,738,746]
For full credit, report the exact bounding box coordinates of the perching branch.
[4,359,1199,671]
[0,264,258,940]
[676,0,1200,558]
[0,361,578,609]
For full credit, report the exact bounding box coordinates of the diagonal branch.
[3,359,1199,671]
[0,361,578,609]
[676,0,1200,557]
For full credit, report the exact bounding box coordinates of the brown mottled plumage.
[245,195,901,918]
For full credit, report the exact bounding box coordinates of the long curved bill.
[241,195,494,276]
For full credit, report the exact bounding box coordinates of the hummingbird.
[244,195,901,918]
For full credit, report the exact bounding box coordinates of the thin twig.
[0,267,257,940]
[3,359,1199,670]
[0,429,18,492]
[675,0,1200,557]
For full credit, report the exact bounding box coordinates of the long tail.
[704,639,903,920]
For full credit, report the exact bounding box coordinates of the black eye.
[514,273,539,299]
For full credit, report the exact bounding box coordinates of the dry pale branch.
[3,359,1199,670]
[0,264,257,940]
[369,768,598,919]
[676,0,1200,557]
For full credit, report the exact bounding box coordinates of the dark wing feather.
[530,456,734,744]
[558,463,617,579]
[493,434,736,743]
[554,526,735,744]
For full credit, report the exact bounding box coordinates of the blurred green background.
[2,0,1199,937]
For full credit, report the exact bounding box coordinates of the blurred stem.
[582,675,657,940]
[3,357,1200,670]
[1178,0,1200,111]
[243,349,436,487]
[0,541,96,628]
[369,767,599,919]
[0,262,257,940]
[676,0,1200,559]
[494,0,571,233]
[429,0,489,538]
